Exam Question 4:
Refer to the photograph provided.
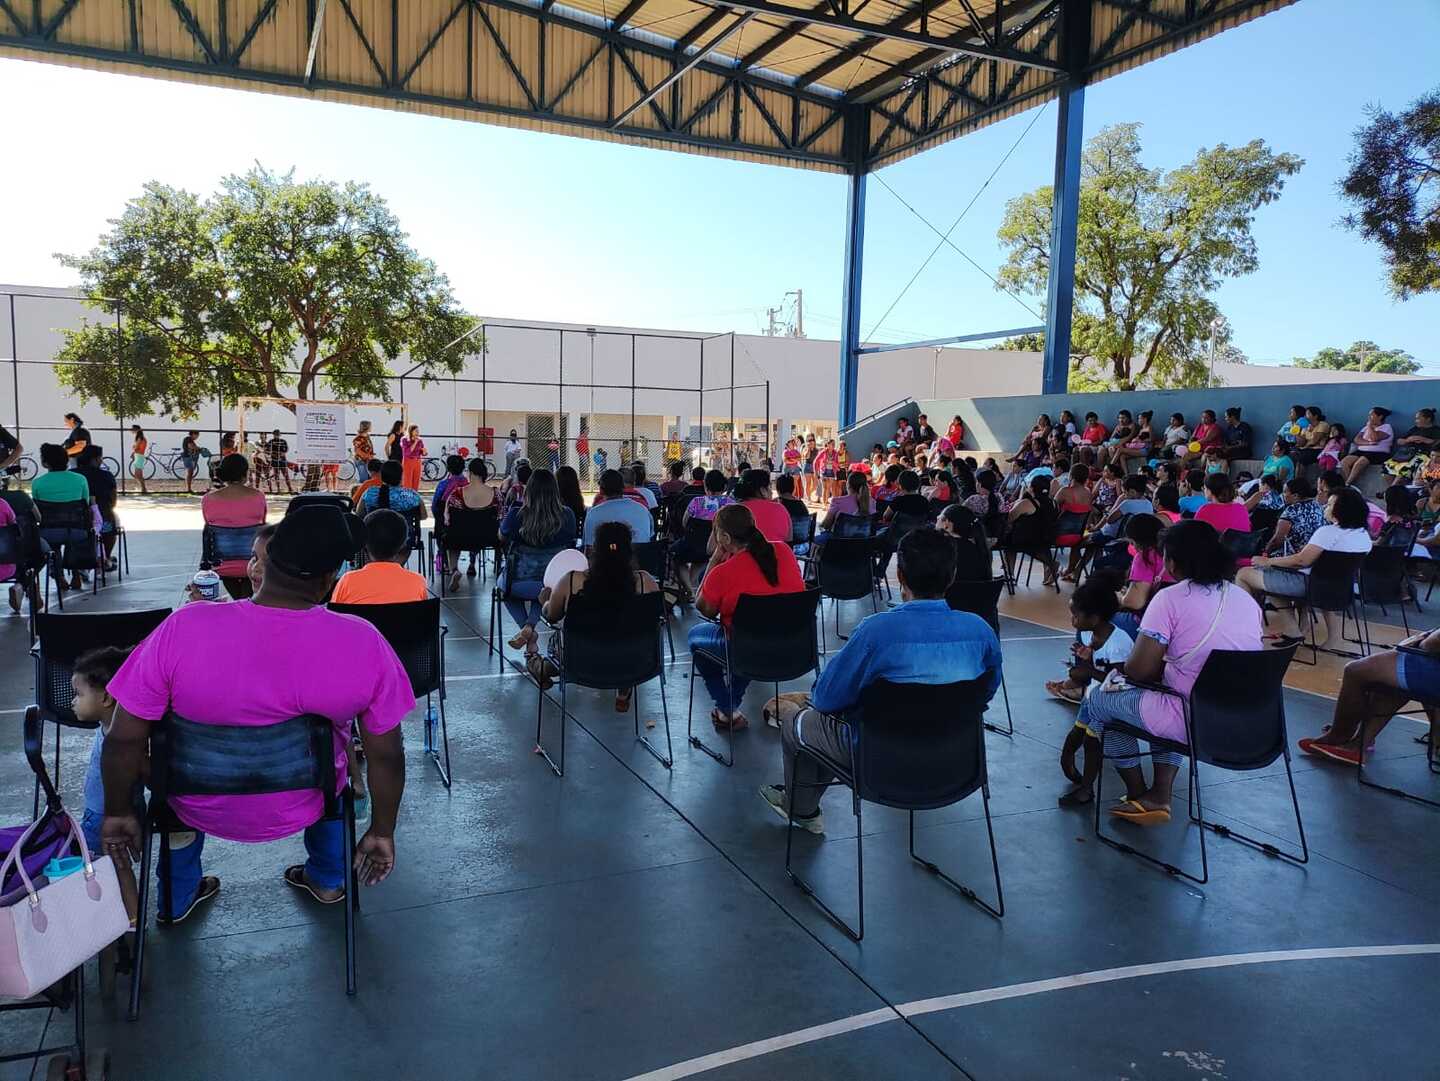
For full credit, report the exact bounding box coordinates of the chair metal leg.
[343,790,358,996]
[984,673,1014,737]
[688,653,735,767]
[1093,738,1209,885]
[127,817,153,1022]
[428,692,453,789]
[635,671,674,770]
[535,676,565,777]
[1189,750,1311,863]
[908,802,1004,919]
[784,751,863,941]
[1358,710,1440,808]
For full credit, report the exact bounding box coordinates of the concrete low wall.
[844,379,1440,463]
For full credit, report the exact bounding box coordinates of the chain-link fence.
[2,295,769,496]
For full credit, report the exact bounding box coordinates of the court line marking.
[621,943,1440,1081]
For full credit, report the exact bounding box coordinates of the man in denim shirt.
[759,528,1002,833]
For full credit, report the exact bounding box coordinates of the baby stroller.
[0,709,113,1080]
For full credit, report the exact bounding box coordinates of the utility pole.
[764,306,783,336]
[786,289,804,338]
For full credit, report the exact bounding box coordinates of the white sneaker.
[759,785,825,834]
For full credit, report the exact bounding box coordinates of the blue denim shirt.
[811,598,1002,716]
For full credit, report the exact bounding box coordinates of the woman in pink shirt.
[0,498,17,613]
[201,453,268,598]
[1195,472,1251,538]
[1066,521,1262,814]
[400,426,426,490]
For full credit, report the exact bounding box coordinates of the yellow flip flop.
[1108,799,1171,825]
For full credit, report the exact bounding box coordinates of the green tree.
[1292,340,1421,376]
[55,167,476,418]
[996,123,1302,390]
[1339,89,1440,298]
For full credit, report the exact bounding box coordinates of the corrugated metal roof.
[0,0,1297,172]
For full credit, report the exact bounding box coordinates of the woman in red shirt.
[690,504,805,730]
[400,425,426,490]
[1182,409,1224,465]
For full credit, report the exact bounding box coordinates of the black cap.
[267,505,366,580]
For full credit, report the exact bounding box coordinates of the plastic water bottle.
[193,562,221,602]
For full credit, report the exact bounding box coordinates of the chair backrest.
[1307,549,1366,612]
[682,516,713,554]
[1054,509,1090,539]
[443,503,500,550]
[662,493,691,539]
[1187,645,1296,770]
[728,589,821,681]
[285,493,352,516]
[33,499,91,531]
[790,513,816,547]
[815,538,874,600]
[150,712,337,818]
[1249,506,1280,536]
[561,590,665,690]
[632,540,666,582]
[0,524,22,572]
[1378,521,1419,551]
[1360,544,1411,603]
[328,598,442,696]
[34,609,173,726]
[945,577,1005,634]
[507,540,572,585]
[832,513,872,539]
[850,678,991,809]
[1220,528,1269,560]
[402,506,425,550]
[201,523,262,567]
[887,511,929,547]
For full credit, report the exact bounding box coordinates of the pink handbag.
[0,809,129,999]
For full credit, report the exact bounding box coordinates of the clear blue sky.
[0,0,1435,369]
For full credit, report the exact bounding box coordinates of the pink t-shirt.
[201,490,268,578]
[1196,501,1250,535]
[1127,546,1172,584]
[400,437,426,461]
[0,498,15,582]
[108,601,414,843]
[1137,581,1263,741]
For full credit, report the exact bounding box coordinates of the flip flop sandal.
[711,709,749,731]
[157,875,220,925]
[284,865,345,905]
[1107,799,1171,825]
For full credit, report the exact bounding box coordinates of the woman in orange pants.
[400,425,426,489]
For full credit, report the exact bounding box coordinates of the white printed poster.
[293,403,348,462]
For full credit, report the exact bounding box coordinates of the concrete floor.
[0,509,1436,1080]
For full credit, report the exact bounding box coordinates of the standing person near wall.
[400,425,426,490]
[383,421,404,465]
[129,425,150,495]
[181,430,202,494]
[62,412,90,463]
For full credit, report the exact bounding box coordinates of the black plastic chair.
[831,513,873,539]
[130,712,359,1020]
[0,522,39,639]
[537,590,671,776]
[1050,508,1091,573]
[944,576,1013,736]
[30,608,172,815]
[1357,643,1440,808]
[286,493,353,516]
[809,538,878,651]
[34,499,102,609]
[784,677,1003,941]
[489,541,573,667]
[400,506,426,572]
[1094,643,1306,885]
[201,522,263,583]
[687,589,821,767]
[1282,550,1370,664]
[1358,534,1419,635]
[432,503,501,594]
[1220,527,1270,563]
[1248,505,1280,536]
[632,540,677,660]
[330,598,452,787]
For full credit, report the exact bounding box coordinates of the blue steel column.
[838,105,868,429]
[1042,0,1091,395]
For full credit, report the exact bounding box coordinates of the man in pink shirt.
[102,506,414,921]
[737,468,794,544]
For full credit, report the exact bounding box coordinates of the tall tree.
[996,123,1302,390]
[1339,88,1440,299]
[1292,340,1421,376]
[55,167,476,418]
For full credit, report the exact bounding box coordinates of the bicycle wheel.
[167,454,188,480]
[338,460,356,482]
[102,456,121,476]
[422,458,444,482]
[16,456,37,481]
[140,457,159,480]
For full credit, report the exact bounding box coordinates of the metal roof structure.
[1,0,1292,172]
[0,0,1299,422]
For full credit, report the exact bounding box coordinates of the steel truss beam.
[0,0,851,168]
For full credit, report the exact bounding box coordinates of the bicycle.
[5,454,117,479]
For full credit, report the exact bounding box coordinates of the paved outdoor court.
[0,511,1435,1080]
